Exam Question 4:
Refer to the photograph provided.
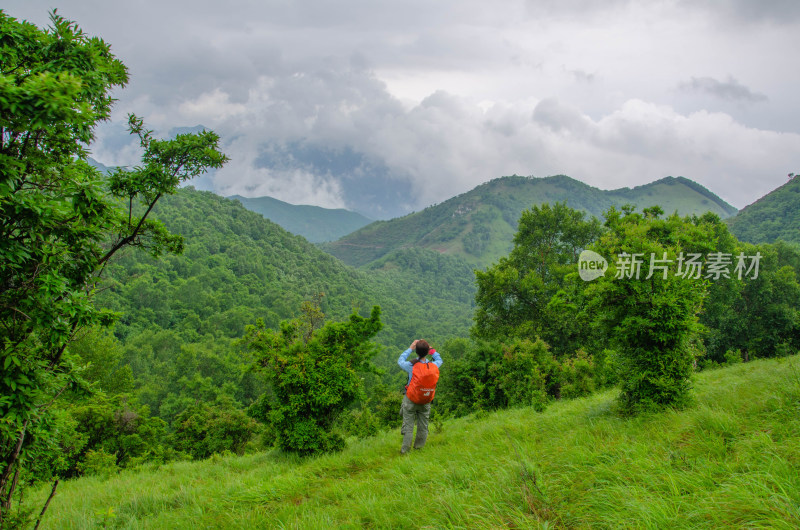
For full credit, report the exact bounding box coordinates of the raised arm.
[430,349,443,368]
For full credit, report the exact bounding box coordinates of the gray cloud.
[569,69,597,84]
[5,0,800,214]
[679,76,768,103]
[684,0,800,24]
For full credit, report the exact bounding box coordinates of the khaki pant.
[400,394,431,453]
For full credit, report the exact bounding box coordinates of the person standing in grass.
[397,339,443,454]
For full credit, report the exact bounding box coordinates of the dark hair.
[415,339,430,358]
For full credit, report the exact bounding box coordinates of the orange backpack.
[406,360,440,404]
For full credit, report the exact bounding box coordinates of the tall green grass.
[28,355,800,528]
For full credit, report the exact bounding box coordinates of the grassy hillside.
[31,355,800,528]
[321,175,738,268]
[726,175,800,245]
[610,176,738,219]
[229,194,373,243]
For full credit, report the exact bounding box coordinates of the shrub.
[588,208,723,413]
[245,303,383,455]
[560,350,596,399]
[493,340,551,411]
[437,338,556,416]
[77,449,119,478]
[172,397,258,459]
[724,349,743,365]
[341,406,380,439]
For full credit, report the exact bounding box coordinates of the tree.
[473,202,602,356]
[586,208,722,413]
[701,240,800,362]
[0,11,226,526]
[245,301,383,455]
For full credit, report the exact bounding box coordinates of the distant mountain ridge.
[320,174,738,268]
[726,175,800,245]
[229,195,373,243]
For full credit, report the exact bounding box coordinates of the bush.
[369,387,404,430]
[67,395,170,475]
[341,406,380,439]
[494,340,551,411]
[724,349,743,365]
[437,338,556,416]
[77,449,119,478]
[776,343,796,358]
[588,208,722,413]
[560,350,596,399]
[245,304,383,455]
[172,397,258,459]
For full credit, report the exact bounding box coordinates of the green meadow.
[29,355,800,529]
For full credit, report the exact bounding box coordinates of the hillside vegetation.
[321,175,737,268]
[103,187,475,347]
[727,175,800,245]
[30,355,800,529]
[229,194,373,243]
[85,187,474,441]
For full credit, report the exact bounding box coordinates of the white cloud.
[178,89,247,122]
[217,139,347,209]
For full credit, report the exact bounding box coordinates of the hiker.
[397,339,443,454]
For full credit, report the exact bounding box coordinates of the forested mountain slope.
[229,194,373,243]
[102,187,475,350]
[321,175,737,268]
[95,187,475,423]
[726,175,800,245]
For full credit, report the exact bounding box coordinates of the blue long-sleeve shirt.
[398,348,443,385]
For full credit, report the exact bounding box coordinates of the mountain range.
[228,195,372,243]
[319,174,738,268]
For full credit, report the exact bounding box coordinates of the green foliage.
[76,448,118,478]
[172,397,258,460]
[368,388,404,430]
[724,349,743,365]
[727,174,800,245]
[67,395,172,473]
[68,328,134,396]
[494,340,551,411]
[700,240,800,363]
[245,304,383,455]
[473,201,602,355]
[339,406,381,439]
[587,208,723,413]
[437,339,558,416]
[0,11,226,524]
[559,349,597,399]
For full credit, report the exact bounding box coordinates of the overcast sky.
[6,0,800,216]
